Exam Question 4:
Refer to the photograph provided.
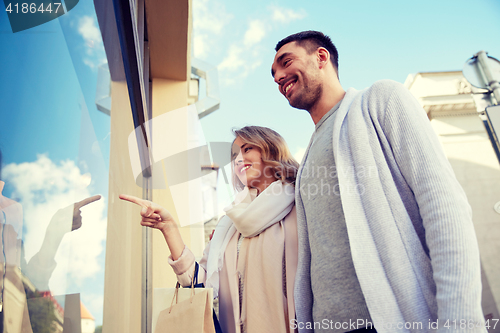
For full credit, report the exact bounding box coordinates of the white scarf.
[205,180,295,298]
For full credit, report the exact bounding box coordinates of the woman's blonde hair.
[231,126,299,192]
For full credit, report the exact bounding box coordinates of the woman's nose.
[235,151,243,164]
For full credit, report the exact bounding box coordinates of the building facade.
[406,71,500,329]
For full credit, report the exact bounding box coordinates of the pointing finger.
[119,194,147,207]
[75,195,102,209]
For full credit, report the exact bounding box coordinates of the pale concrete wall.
[102,75,206,333]
[103,81,143,333]
[150,78,206,289]
[407,71,500,325]
[101,0,195,331]
[430,115,500,317]
[406,72,466,97]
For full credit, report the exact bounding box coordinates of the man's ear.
[317,47,330,69]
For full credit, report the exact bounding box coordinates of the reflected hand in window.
[26,194,102,291]
[46,195,102,239]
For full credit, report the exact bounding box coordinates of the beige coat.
[170,206,298,333]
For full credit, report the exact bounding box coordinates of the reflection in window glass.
[0,1,110,332]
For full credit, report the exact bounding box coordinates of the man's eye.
[284,59,291,66]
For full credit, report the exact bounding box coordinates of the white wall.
[408,72,500,327]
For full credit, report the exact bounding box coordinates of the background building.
[81,302,96,333]
[94,0,220,332]
[406,71,500,331]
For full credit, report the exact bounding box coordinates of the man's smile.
[281,78,297,97]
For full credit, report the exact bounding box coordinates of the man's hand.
[119,194,176,232]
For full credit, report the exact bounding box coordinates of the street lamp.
[463,51,500,164]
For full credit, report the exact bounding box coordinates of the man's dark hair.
[275,30,339,74]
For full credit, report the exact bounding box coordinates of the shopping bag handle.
[168,262,198,313]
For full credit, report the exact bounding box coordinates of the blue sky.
[1,0,500,327]
[194,0,500,210]
[196,0,500,164]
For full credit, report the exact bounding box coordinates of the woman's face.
[232,136,276,193]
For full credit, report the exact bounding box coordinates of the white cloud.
[270,6,306,23]
[217,20,267,84]
[217,43,262,85]
[192,0,233,59]
[76,16,107,71]
[78,16,102,44]
[83,292,104,322]
[3,155,107,294]
[194,34,208,59]
[218,45,245,72]
[215,6,306,86]
[193,0,232,34]
[190,2,306,85]
[243,20,266,47]
[83,58,98,70]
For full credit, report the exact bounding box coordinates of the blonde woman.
[120,126,299,333]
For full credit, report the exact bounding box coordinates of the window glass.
[0,2,109,332]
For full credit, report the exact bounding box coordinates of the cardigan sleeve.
[168,242,209,287]
[377,80,485,329]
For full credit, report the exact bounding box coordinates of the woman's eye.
[244,147,252,152]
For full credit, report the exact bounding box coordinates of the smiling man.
[271,31,486,333]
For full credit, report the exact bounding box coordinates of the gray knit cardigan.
[294,80,485,333]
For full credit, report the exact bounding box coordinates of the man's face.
[271,41,322,111]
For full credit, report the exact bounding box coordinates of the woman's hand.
[119,194,176,232]
[41,194,102,255]
[119,194,185,260]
